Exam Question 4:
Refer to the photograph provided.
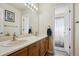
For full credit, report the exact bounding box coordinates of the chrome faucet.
[13,32,16,41]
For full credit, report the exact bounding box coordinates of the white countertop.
[0,34,47,56]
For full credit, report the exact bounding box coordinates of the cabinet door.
[9,47,28,56]
[28,42,40,56]
[40,39,46,56]
[45,37,49,53]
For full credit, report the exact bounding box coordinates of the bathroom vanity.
[9,37,49,56]
[0,35,49,56]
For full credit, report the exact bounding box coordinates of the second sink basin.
[0,35,38,47]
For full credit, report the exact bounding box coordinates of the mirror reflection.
[0,3,39,41]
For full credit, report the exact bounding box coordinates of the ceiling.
[9,3,39,11]
[9,3,68,11]
[8,3,29,11]
[54,3,71,8]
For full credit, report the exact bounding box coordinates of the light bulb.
[31,3,34,6]
[36,8,38,11]
[24,3,38,12]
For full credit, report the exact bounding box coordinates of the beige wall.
[75,3,79,56]
[39,3,54,35]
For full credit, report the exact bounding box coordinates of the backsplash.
[0,36,13,42]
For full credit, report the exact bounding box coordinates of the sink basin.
[0,35,38,47]
[0,40,27,47]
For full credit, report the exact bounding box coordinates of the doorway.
[22,15,29,34]
[54,6,71,55]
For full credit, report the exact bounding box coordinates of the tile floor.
[47,50,69,56]
[54,50,68,56]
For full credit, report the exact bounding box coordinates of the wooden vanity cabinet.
[8,37,49,56]
[45,37,49,53]
[28,42,40,56]
[8,47,28,56]
[40,38,46,56]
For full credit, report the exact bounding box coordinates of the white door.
[64,8,70,55]
[22,16,29,34]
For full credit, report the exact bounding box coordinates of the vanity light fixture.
[24,3,30,9]
[31,3,34,7]
[24,3,38,11]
